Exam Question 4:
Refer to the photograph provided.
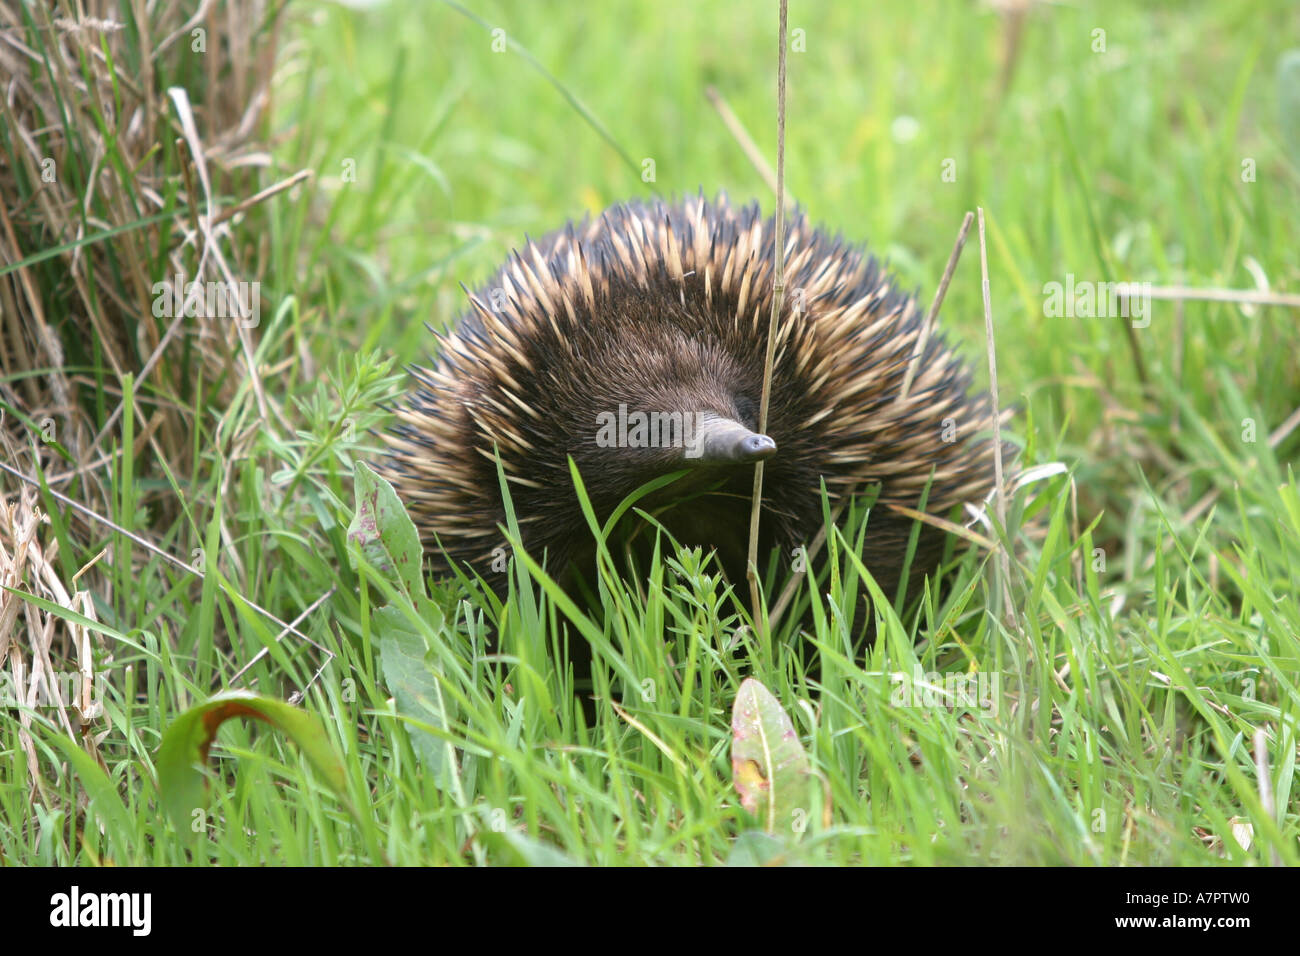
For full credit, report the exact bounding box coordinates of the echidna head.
[583,335,776,472]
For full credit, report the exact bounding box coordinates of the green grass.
[2,0,1298,865]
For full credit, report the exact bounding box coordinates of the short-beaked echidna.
[381,194,1006,609]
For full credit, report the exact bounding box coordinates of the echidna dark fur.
[380,193,1009,611]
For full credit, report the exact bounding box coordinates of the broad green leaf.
[731,677,815,837]
[156,690,349,838]
[727,830,789,866]
[376,601,458,790]
[348,461,425,599]
[349,462,459,789]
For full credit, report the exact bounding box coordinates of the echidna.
[381,194,1006,613]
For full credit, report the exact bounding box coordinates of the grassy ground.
[1,0,1298,865]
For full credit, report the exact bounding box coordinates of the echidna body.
[381,195,1004,606]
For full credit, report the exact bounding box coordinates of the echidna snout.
[684,414,776,464]
[380,194,1007,606]
[696,418,774,463]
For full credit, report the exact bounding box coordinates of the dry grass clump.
[0,1,284,747]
